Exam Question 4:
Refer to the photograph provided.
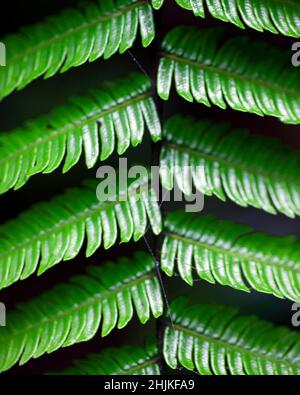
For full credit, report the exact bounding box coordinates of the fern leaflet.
[160,114,300,218]
[0,0,155,100]
[0,73,161,194]
[164,297,300,375]
[158,26,300,124]
[152,0,300,38]
[0,252,163,373]
[0,176,162,290]
[161,212,300,302]
[53,341,159,375]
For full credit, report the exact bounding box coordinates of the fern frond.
[158,27,300,124]
[0,176,162,290]
[53,341,159,375]
[160,114,300,218]
[0,73,161,194]
[0,0,155,100]
[152,0,300,38]
[0,252,163,373]
[161,212,300,302]
[164,298,300,375]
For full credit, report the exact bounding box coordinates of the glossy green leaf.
[164,298,300,375]
[153,0,300,38]
[0,73,161,194]
[158,27,300,124]
[0,177,162,290]
[162,212,300,302]
[160,114,300,217]
[52,341,159,375]
[0,0,156,100]
[0,253,163,373]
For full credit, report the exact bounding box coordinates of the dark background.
[0,0,300,374]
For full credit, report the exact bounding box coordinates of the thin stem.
[151,8,168,376]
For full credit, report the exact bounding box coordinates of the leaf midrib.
[165,231,300,274]
[0,182,150,259]
[162,52,299,98]
[2,271,155,340]
[164,142,300,186]
[7,0,147,64]
[171,323,298,370]
[0,92,151,165]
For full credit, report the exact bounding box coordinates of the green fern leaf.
[0,176,162,290]
[164,297,300,375]
[160,114,300,218]
[0,73,161,194]
[53,341,159,375]
[0,252,163,373]
[153,0,300,38]
[158,26,300,124]
[0,0,155,100]
[161,211,300,302]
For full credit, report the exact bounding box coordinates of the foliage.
[53,341,159,375]
[0,177,161,290]
[161,211,300,301]
[164,297,300,375]
[158,26,300,124]
[152,0,300,37]
[0,252,163,373]
[160,114,300,217]
[1,0,300,377]
[0,0,155,100]
[0,73,161,194]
